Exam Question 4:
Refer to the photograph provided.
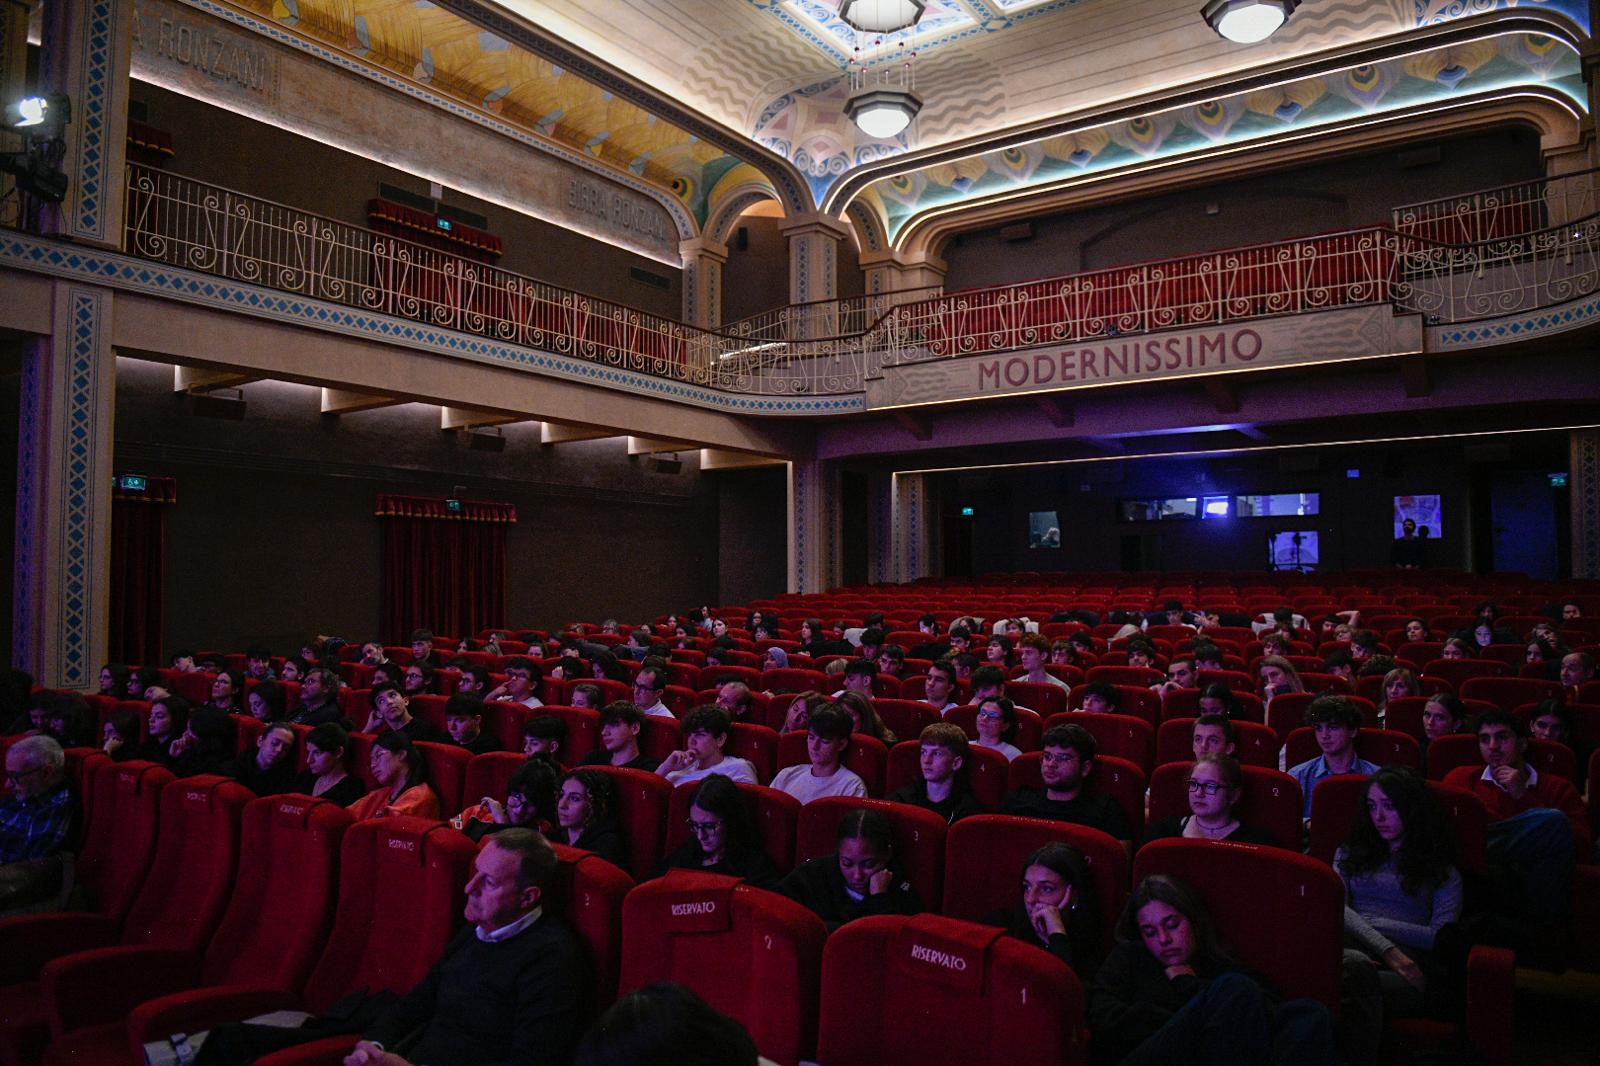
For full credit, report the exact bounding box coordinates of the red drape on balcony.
[378,495,515,643]
[109,476,177,667]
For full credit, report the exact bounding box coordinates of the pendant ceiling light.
[838,0,927,34]
[845,87,923,139]
[1201,0,1299,44]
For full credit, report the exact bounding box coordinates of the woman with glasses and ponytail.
[1142,754,1278,847]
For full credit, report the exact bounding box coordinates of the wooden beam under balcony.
[540,422,618,444]
[628,436,695,456]
[1034,395,1074,428]
[700,449,787,471]
[440,407,526,431]
[1203,378,1241,414]
[320,388,402,415]
[174,366,257,393]
[895,411,933,441]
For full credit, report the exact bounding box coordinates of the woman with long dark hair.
[778,807,922,931]
[656,774,779,887]
[554,768,629,871]
[1089,874,1335,1065]
[347,731,439,822]
[983,841,1104,979]
[1336,767,1462,1062]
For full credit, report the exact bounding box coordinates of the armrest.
[0,912,120,984]
[253,1034,362,1066]
[40,945,199,1038]
[127,985,302,1051]
[1571,864,1600,973]
[1464,944,1516,1065]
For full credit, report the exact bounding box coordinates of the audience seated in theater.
[486,657,544,710]
[169,707,237,777]
[358,641,388,668]
[39,691,94,749]
[1003,723,1132,846]
[779,692,827,735]
[453,664,491,695]
[1258,607,1311,637]
[1192,684,1237,721]
[1560,599,1584,625]
[553,769,628,869]
[1377,668,1420,726]
[1153,657,1197,699]
[982,842,1105,980]
[1322,649,1355,684]
[169,648,199,673]
[293,723,367,807]
[1144,754,1277,848]
[1259,656,1307,710]
[889,722,982,824]
[985,634,1014,669]
[1359,655,1397,681]
[1350,630,1381,666]
[1560,652,1595,698]
[1288,695,1379,820]
[877,645,906,680]
[580,702,653,770]
[101,710,143,762]
[521,714,567,759]
[771,705,868,802]
[127,666,163,701]
[656,706,758,786]
[1089,874,1336,1066]
[1439,637,1473,661]
[243,679,284,723]
[362,682,446,743]
[761,646,789,674]
[1191,714,1236,761]
[243,645,276,682]
[1192,643,1227,676]
[835,658,876,701]
[1125,640,1159,672]
[834,690,897,746]
[402,661,435,698]
[779,807,922,932]
[279,657,309,683]
[566,682,602,710]
[590,650,628,685]
[856,627,886,663]
[1078,682,1120,715]
[656,774,780,888]
[574,980,759,1066]
[0,736,76,910]
[1419,695,1467,765]
[1105,613,1142,642]
[222,721,299,796]
[974,694,1023,762]
[444,692,503,756]
[1443,709,1589,929]
[204,669,245,715]
[1528,700,1570,745]
[98,662,131,699]
[908,616,949,662]
[1051,639,1080,667]
[334,829,584,1066]
[134,693,189,764]
[1337,766,1464,1064]
[409,628,442,670]
[920,659,960,715]
[289,667,345,727]
[1019,634,1071,691]
[715,681,753,722]
[632,660,675,719]
[348,731,441,822]
[457,758,559,844]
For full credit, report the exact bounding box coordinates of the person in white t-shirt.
[485,657,544,709]
[974,695,1023,762]
[631,662,675,719]
[770,705,867,803]
[1018,635,1070,691]
[655,706,758,786]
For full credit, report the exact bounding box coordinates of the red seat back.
[795,797,947,910]
[620,871,827,1065]
[415,741,471,817]
[664,780,801,871]
[871,699,940,745]
[760,668,831,695]
[1006,754,1146,840]
[725,722,781,784]
[1155,717,1279,768]
[76,760,174,923]
[1306,777,1489,870]
[1281,727,1421,771]
[1005,681,1067,718]
[637,716,682,764]
[1423,659,1508,691]
[1147,762,1302,851]
[944,704,1045,752]
[884,741,1006,813]
[547,843,633,1013]
[202,795,353,990]
[582,766,671,882]
[1459,676,1564,712]
[1424,733,1576,782]
[1067,685,1161,726]
[942,815,1127,959]
[1134,838,1343,1009]
[120,775,254,951]
[1044,712,1155,773]
[462,751,528,809]
[696,665,762,691]
[504,704,598,765]
[1085,665,1163,688]
[816,913,1085,1066]
[301,818,476,1013]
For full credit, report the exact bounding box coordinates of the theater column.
[680,237,728,329]
[0,0,27,229]
[788,460,842,595]
[781,212,852,337]
[39,0,133,246]
[859,250,946,297]
[14,283,118,691]
[866,472,895,584]
[892,472,941,584]
[1573,429,1600,579]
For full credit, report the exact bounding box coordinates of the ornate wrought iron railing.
[114,164,1600,397]
[1392,166,1600,246]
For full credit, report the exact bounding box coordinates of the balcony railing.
[103,164,1600,398]
[1393,166,1600,246]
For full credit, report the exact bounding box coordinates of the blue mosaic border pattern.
[12,340,43,670]
[1430,292,1600,349]
[55,287,107,687]
[66,0,117,242]
[791,461,808,594]
[0,232,866,416]
[178,0,702,243]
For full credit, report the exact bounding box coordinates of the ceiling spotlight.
[3,93,70,135]
[845,87,923,139]
[1201,0,1298,44]
[838,0,927,34]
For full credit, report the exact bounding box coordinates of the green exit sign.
[117,475,147,491]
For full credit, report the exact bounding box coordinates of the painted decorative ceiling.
[245,0,768,226]
[855,29,1587,242]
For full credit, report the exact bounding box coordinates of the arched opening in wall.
[720,199,792,326]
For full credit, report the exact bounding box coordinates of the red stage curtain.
[109,476,176,666]
[378,495,514,643]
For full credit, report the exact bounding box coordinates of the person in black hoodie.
[134,694,189,765]
[778,807,922,932]
[221,722,299,796]
[888,723,982,824]
[1088,874,1335,1066]
[982,842,1104,980]
[553,768,629,871]
[166,707,236,778]
[655,774,780,888]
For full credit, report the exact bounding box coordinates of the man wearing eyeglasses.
[1001,723,1130,848]
[1,736,76,909]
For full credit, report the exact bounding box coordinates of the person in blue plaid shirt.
[0,735,76,908]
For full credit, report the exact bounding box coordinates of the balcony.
[14,163,1591,403]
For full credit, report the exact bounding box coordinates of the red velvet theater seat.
[665,780,801,872]
[885,740,1008,812]
[1045,712,1155,773]
[870,699,940,744]
[1146,762,1302,851]
[816,912,1086,1066]
[582,766,672,881]
[461,751,529,811]
[547,843,634,1014]
[1006,753,1146,841]
[414,741,470,817]
[942,815,1127,961]
[775,731,890,797]
[1155,717,1280,769]
[23,776,253,1062]
[619,870,827,1066]
[1282,726,1421,771]
[43,794,352,1065]
[794,796,947,910]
